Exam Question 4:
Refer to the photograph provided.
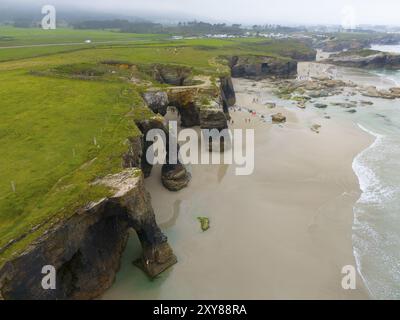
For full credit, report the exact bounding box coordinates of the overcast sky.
[4,0,400,26]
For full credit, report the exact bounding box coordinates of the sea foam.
[352,122,400,299]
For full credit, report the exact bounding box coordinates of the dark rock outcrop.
[317,34,400,53]
[0,169,176,300]
[147,64,193,86]
[142,91,169,116]
[136,117,191,192]
[229,55,297,79]
[361,86,397,99]
[325,51,400,69]
[161,164,191,192]
[199,104,228,131]
[318,40,369,53]
[168,89,201,127]
[219,76,236,111]
[122,136,143,169]
[200,104,230,152]
[271,113,286,123]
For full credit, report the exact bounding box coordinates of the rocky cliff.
[0,72,236,300]
[324,50,400,69]
[143,76,233,131]
[141,76,233,159]
[0,169,176,300]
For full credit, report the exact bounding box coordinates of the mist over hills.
[1,0,400,34]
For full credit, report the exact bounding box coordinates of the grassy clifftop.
[0,70,148,265]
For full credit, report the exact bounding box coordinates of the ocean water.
[339,45,400,299]
[352,104,400,299]
[299,56,400,299]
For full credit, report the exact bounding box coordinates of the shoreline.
[351,123,379,299]
[103,77,373,300]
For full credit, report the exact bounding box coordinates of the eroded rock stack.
[136,117,191,192]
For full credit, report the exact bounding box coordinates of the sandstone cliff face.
[199,103,230,152]
[167,89,201,127]
[325,51,400,69]
[141,64,193,86]
[141,76,233,165]
[229,56,297,79]
[219,76,236,112]
[0,169,176,300]
[0,68,237,300]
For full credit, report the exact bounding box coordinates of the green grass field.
[0,26,314,266]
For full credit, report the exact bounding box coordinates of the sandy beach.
[103,76,373,300]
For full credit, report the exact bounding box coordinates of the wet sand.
[103,78,372,300]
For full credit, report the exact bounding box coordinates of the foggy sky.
[3,0,400,26]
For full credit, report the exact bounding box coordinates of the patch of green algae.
[197,217,210,232]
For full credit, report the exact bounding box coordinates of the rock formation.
[139,75,234,189]
[229,55,298,79]
[314,103,328,109]
[311,124,321,133]
[142,91,169,116]
[168,89,201,127]
[0,60,238,300]
[271,113,286,123]
[324,50,400,69]
[361,86,397,99]
[161,164,191,192]
[318,39,369,53]
[219,76,236,111]
[136,117,191,192]
[276,77,354,101]
[144,64,193,86]
[199,101,229,131]
[0,169,176,300]
[166,77,232,130]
